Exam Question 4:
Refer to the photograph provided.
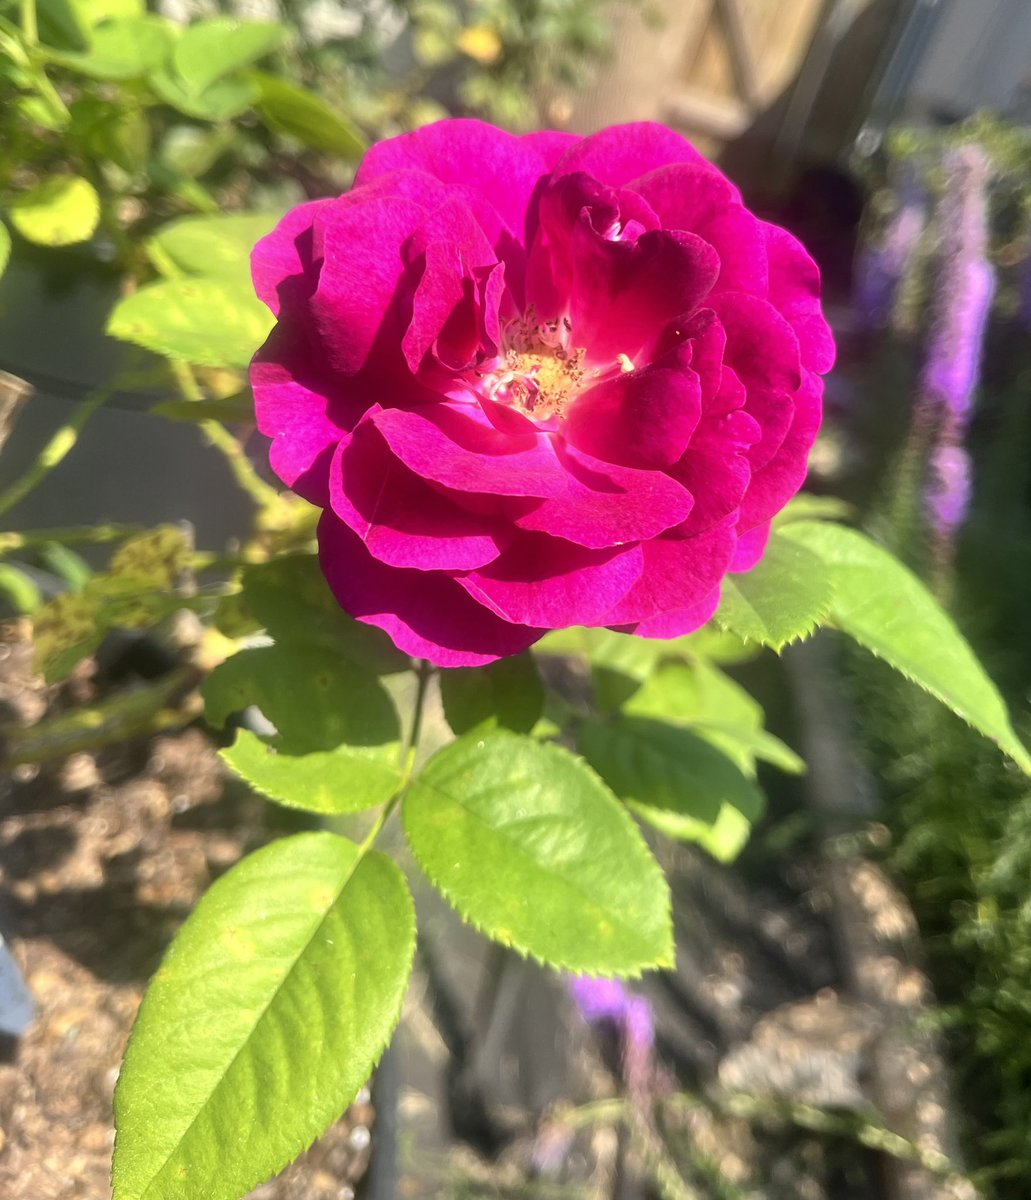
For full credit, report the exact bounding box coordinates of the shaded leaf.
[203,643,403,814]
[113,833,415,1200]
[106,277,273,368]
[149,69,257,121]
[579,716,765,863]
[240,555,409,674]
[715,532,833,650]
[403,731,672,975]
[0,223,11,279]
[252,72,366,157]
[9,175,99,246]
[440,652,544,735]
[780,520,1031,773]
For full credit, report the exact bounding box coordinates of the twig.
[0,522,143,554]
[0,386,111,520]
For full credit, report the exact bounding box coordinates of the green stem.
[169,361,282,511]
[359,660,434,854]
[19,0,36,45]
[0,522,142,554]
[0,385,111,520]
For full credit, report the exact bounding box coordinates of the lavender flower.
[568,975,656,1099]
[914,144,994,568]
[854,160,927,331]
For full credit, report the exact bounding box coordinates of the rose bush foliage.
[250,120,835,666]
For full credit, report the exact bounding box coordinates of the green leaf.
[403,731,672,974]
[203,644,403,814]
[625,658,803,778]
[240,555,409,674]
[106,277,272,368]
[252,72,366,157]
[440,652,544,735]
[8,175,99,247]
[113,832,415,1200]
[780,520,1031,773]
[149,69,257,122]
[714,531,833,650]
[775,492,853,526]
[579,716,765,863]
[172,19,286,95]
[150,211,284,280]
[47,16,174,79]
[0,223,10,278]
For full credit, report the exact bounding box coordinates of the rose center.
[479,309,586,420]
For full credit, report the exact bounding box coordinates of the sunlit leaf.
[780,520,1031,773]
[150,211,284,280]
[715,532,833,650]
[403,731,672,974]
[8,175,99,247]
[172,19,286,95]
[113,833,415,1200]
[107,277,273,368]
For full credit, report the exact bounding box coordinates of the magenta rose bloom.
[250,120,834,666]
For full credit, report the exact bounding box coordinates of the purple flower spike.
[854,161,927,330]
[569,975,657,1100]
[926,442,972,534]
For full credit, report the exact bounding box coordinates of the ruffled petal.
[738,371,823,528]
[622,585,722,638]
[329,423,508,571]
[762,223,836,373]
[356,118,550,247]
[550,122,708,187]
[511,442,693,548]
[728,520,770,571]
[371,403,569,497]
[318,513,543,666]
[521,129,580,168]
[601,518,737,626]
[564,343,702,469]
[251,199,330,317]
[457,534,643,627]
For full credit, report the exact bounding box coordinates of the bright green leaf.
[107,277,272,368]
[8,175,99,247]
[775,492,853,526]
[579,716,765,862]
[240,555,409,674]
[440,652,544,735]
[0,223,10,278]
[780,520,1031,773]
[403,731,672,974]
[113,833,415,1200]
[47,16,173,79]
[149,69,257,122]
[715,531,833,650]
[625,658,803,777]
[77,0,145,25]
[150,211,284,280]
[172,20,286,95]
[203,643,403,814]
[252,72,366,157]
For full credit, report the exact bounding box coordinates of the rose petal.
[521,129,580,168]
[511,442,694,548]
[252,199,330,317]
[550,122,708,187]
[763,222,836,373]
[318,513,543,666]
[402,197,501,374]
[729,520,771,572]
[356,118,549,246]
[457,534,643,627]
[372,403,569,497]
[675,404,760,535]
[329,423,508,571]
[620,585,722,638]
[564,343,702,469]
[738,371,823,528]
[602,519,737,626]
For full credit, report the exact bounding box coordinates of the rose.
[250,120,835,666]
